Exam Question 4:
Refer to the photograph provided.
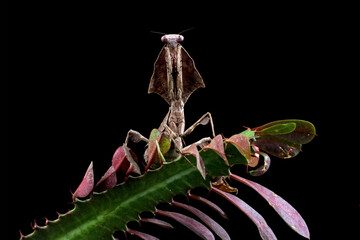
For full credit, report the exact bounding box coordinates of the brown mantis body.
[125,34,215,161]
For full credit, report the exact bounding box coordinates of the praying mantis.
[125,33,215,162]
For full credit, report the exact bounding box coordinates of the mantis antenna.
[150,27,194,36]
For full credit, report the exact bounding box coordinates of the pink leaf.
[156,209,215,240]
[173,201,230,240]
[112,146,129,172]
[225,133,251,161]
[203,135,228,165]
[125,164,137,178]
[112,145,140,175]
[72,162,94,201]
[231,174,310,239]
[126,228,159,240]
[94,166,116,192]
[188,193,229,220]
[140,218,174,229]
[212,187,277,240]
[183,144,206,179]
[94,146,140,192]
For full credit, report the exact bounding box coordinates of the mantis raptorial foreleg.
[125,129,149,145]
[182,112,216,138]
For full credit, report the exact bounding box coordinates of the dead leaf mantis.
[124,33,215,163]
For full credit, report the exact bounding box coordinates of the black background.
[2,1,358,239]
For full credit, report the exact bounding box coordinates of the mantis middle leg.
[182,112,216,138]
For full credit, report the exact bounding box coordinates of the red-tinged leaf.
[123,143,141,174]
[95,146,140,189]
[112,146,129,172]
[72,162,94,201]
[112,145,139,174]
[125,164,139,178]
[212,187,277,240]
[126,228,159,240]
[253,136,301,159]
[188,193,229,220]
[183,144,206,179]
[231,174,310,239]
[203,135,228,165]
[225,133,251,161]
[140,218,174,229]
[249,151,271,176]
[173,201,230,240]
[94,166,116,192]
[156,209,215,240]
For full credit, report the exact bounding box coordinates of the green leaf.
[149,128,162,142]
[240,129,256,139]
[225,142,248,166]
[253,119,316,144]
[253,120,316,159]
[256,123,296,135]
[159,134,171,155]
[225,134,251,161]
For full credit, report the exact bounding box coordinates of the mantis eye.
[177,35,184,42]
[161,35,168,43]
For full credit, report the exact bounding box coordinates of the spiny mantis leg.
[158,108,170,133]
[124,129,149,145]
[182,137,212,151]
[182,112,216,138]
